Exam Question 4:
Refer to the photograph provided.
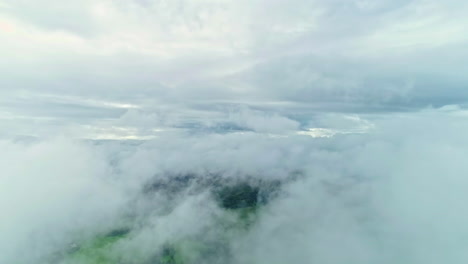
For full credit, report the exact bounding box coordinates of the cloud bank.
[3,108,468,263]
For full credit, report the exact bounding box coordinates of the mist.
[3,0,468,263]
[2,108,468,263]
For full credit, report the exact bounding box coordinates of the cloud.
[2,0,468,139]
[2,1,468,262]
[3,108,468,263]
[0,139,128,263]
[227,107,300,133]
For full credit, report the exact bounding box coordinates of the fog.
[3,0,468,262]
[2,108,468,263]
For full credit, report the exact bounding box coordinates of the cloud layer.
[2,1,468,263]
[3,108,468,263]
[2,0,468,138]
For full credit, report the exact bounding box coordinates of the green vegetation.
[58,180,274,264]
[215,183,259,209]
[66,229,129,264]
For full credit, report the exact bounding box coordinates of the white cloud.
[2,0,468,139]
[0,139,128,263]
[3,1,468,262]
[228,107,300,133]
[3,109,468,263]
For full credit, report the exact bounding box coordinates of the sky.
[2,1,468,264]
[1,0,468,138]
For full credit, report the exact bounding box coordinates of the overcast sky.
[1,0,468,138]
[4,2,468,263]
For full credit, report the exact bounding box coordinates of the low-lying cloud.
[3,108,468,263]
